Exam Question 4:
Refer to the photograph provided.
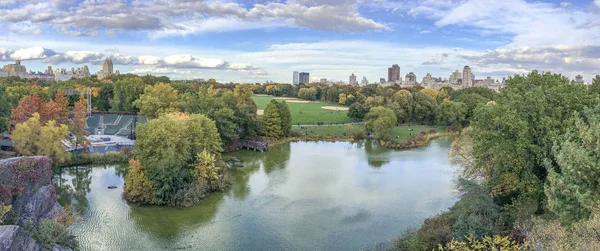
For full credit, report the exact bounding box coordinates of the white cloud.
[128,67,192,75]
[560,2,571,8]
[0,0,387,37]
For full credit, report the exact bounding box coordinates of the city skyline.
[0,1,599,83]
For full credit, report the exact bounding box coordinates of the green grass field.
[253,95,352,125]
[291,124,442,141]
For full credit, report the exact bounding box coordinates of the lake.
[54,138,458,251]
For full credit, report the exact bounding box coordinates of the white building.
[349,73,357,86]
[292,71,299,85]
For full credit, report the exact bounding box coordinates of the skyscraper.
[349,73,357,85]
[293,71,299,85]
[103,57,113,75]
[388,64,400,82]
[299,72,310,84]
[462,66,472,88]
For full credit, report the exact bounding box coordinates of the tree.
[134,83,181,118]
[70,101,89,152]
[388,90,412,123]
[135,112,223,168]
[365,106,396,140]
[212,108,238,144]
[412,91,437,124]
[12,113,69,164]
[338,93,347,105]
[545,103,600,224]
[10,94,44,125]
[297,87,317,100]
[437,101,468,126]
[97,83,113,111]
[348,102,369,121]
[195,149,222,187]
[0,87,10,133]
[590,75,600,96]
[262,100,283,138]
[129,112,224,206]
[276,101,292,137]
[110,77,146,112]
[123,159,155,204]
[470,71,595,208]
[54,88,70,124]
[421,88,439,100]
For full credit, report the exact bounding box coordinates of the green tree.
[110,77,146,112]
[412,91,437,124]
[135,112,223,168]
[470,71,595,210]
[262,100,283,138]
[590,75,600,96]
[365,106,396,140]
[96,83,113,111]
[12,113,70,164]
[297,87,317,100]
[134,83,181,118]
[0,86,10,132]
[545,103,600,224]
[212,108,238,144]
[387,90,412,123]
[437,101,468,126]
[276,101,292,137]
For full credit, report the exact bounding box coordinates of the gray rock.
[17,185,61,226]
[230,157,241,162]
[52,245,73,251]
[0,225,40,251]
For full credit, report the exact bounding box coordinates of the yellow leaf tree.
[12,113,70,164]
[134,83,181,118]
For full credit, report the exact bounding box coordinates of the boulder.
[0,157,61,226]
[0,225,40,251]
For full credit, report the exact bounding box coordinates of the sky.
[0,0,599,83]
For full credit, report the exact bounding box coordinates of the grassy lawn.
[253,95,352,125]
[291,124,443,141]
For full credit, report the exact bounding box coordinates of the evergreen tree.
[263,100,283,138]
[545,102,600,224]
[276,100,292,137]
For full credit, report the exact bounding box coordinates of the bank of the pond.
[55,139,458,251]
[54,151,133,168]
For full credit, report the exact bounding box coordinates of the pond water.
[54,138,458,251]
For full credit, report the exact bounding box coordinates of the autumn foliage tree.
[11,113,69,164]
[70,101,89,152]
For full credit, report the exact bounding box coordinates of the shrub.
[26,220,78,250]
[429,129,437,134]
[350,130,367,140]
[290,131,303,137]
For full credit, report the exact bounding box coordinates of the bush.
[26,220,78,250]
[350,130,367,140]
[55,151,132,168]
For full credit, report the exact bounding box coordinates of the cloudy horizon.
[0,0,599,83]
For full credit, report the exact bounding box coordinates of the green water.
[54,139,458,251]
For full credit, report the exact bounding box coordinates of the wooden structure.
[238,140,269,152]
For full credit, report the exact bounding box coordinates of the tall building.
[388,64,400,82]
[405,72,417,85]
[360,76,369,86]
[349,73,357,85]
[299,72,310,84]
[97,58,114,79]
[1,60,27,78]
[575,74,584,84]
[293,71,299,85]
[380,78,386,84]
[462,65,473,88]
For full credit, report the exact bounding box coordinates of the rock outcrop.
[0,157,72,251]
[0,225,39,251]
[0,157,61,226]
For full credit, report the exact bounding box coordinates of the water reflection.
[54,138,458,251]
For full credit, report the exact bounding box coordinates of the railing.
[238,140,269,152]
